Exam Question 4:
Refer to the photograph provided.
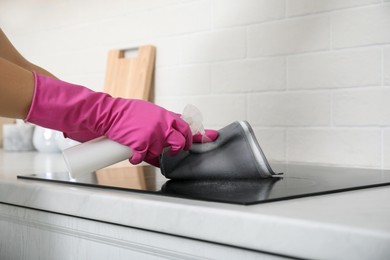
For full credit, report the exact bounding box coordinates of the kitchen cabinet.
[0,204,282,260]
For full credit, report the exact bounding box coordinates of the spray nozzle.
[181,104,206,136]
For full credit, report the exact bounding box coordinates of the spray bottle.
[62,104,205,179]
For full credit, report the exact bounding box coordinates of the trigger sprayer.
[62,104,205,178]
[181,104,205,136]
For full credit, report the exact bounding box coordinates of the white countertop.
[0,149,389,259]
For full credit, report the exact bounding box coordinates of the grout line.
[285,56,289,91]
[244,93,248,121]
[284,0,288,18]
[330,90,334,127]
[287,2,384,18]
[244,27,248,59]
[284,127,288,164]
[208,61,213,95]
[234,45,387,61]
[381,47,385,87]
[381,128,385,169]
[286,44,385,57]
[210,0,215,30]
[329,13,333,50]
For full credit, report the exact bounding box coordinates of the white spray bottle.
[62,104,205,179]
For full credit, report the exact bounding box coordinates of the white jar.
[32,126,61,153]
[3,123,35,152]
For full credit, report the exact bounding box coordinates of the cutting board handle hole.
[123,48,139,59]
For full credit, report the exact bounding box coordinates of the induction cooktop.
[17,164,390,205]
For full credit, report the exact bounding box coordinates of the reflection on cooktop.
[17,164,390,205]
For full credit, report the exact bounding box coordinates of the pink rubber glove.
[63,130,101,143]
[26,72,192,165]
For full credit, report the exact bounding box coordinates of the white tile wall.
[247,92,331,126]
[37,50,108,79]
[288,48,381,89]
[333,87,390,126]
[1,0,389,169]
[253,128,285,162]
[155,65,211,96]
[213,0,284,28]
[155,95,246,127]
[247,16,329,57]
[384,129,390,168]
[332,4,390,48]
[287,128,382,168]
[211,58,285,93]
[385,47,390,86]
[124,0,178,13]
[149,0,211,37]
[75,0,126,24]
[154,37,182,67]
[181,28,246,63]
[287,0,380,17]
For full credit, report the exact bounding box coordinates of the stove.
[17,164,390,205]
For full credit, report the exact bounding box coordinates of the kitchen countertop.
[0,149,389,259]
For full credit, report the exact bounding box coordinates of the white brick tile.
[0,1,47,33]
[38,16,147,53]
[253,128,286,162]
[384,129,390,169]
[155,95,246,127]
[155,65,211,96]
[150,0,211,36]
[36,1,81,30]
[248,16,329,57]
[332,4,390,48]
[333,87,390,126]
[36,49,107,78]
[111,13,153,43]
[247,92,331,126]
[29,28,76,54]
[64,74,105,92]
[212,58,285,93]
[287,0,380,17]
[46,12,153,53]
[154,37,182,67]
[288,49,381,89]
[287,128,381,167]
[213,0,284,28]
[181,29,246,63]
[125,0,178,12]
[75,0,126,23]
[179,0,199,2]
[7,31,49,61]
[385,47,390,86]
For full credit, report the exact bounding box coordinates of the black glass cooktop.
[17,164,390,205]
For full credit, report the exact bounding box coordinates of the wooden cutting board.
[103,45,156,100]
[97,45,156,188]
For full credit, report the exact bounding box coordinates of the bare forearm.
[0,57,34,119]
[0,28,55,119]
